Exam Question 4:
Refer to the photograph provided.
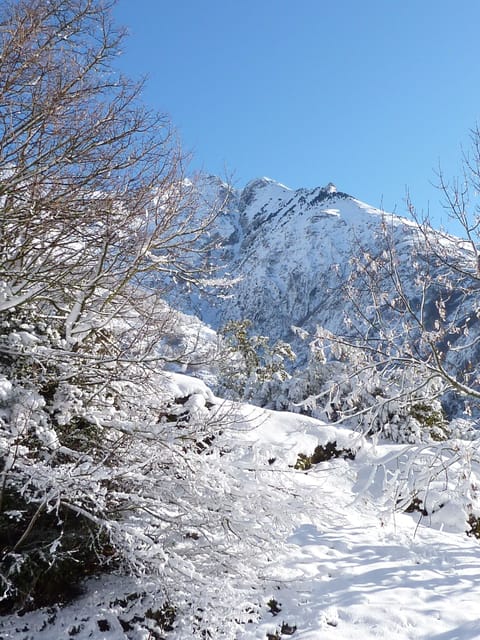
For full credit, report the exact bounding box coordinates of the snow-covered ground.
[248,514,480,640]
[2,379,480,640]
[237,410,480,640]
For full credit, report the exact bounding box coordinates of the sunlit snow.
[3,374,480,639]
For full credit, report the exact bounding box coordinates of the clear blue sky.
[113,0,480,228]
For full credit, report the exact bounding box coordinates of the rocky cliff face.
[189,178,421,338]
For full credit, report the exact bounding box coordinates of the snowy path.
[278,520,480,639]
[242,446,480,640]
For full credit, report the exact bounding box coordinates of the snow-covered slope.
[5,386,480,639]
[184,178,429,342]
[5,178,480,639]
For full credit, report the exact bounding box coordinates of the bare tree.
[0,2,302,632]
[0,0,216,354]
[0,1,243,620]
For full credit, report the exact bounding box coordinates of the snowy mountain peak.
[185,177,423,349]
[238,177,292,218]
[246,176,291,190]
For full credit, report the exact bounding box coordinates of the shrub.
[294,441,355,470]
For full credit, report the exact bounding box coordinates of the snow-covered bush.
[279,327,452,443]
[215,318,452,444]
[363,437,480,538]
[218,319,295,404]
[0,307,306,635]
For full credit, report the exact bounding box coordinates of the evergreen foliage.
[219,319,295,402]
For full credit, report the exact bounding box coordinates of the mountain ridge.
[185,176,426,344]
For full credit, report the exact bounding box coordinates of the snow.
[163,371,216,402]
[2,371,480,639]
[0,376,12,403]
[239,177,293,225]
[235,409,480,640]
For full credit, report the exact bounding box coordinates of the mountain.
[182,177,475,354]
[169,176,480,428]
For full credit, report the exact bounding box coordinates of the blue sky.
[113,1,480,229]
